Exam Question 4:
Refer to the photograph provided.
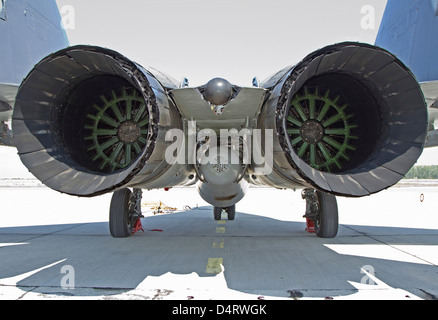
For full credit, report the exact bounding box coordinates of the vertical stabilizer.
[376,0,438,82]
[0,0,69,146]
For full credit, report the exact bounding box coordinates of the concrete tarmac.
[0,181,437,300]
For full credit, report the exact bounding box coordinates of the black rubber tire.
[227,205,236,221]
[314,191,339,238]
[109,189,134,238]
[213,207,222,221]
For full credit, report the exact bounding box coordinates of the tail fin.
[0,0,69,146]
[375,0,438,82]
[0,0,69,86]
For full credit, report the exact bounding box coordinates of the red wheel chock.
[132,219,144,234]
[305,218,315,233]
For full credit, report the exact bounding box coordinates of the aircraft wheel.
[314,191,339,238]
[109,188,141,238]
[213,207,222,221]
[213,205,236,221]
[227,205,236,221]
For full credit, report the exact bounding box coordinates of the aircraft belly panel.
[171,87,267,129]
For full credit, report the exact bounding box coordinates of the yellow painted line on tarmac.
[213,239,225,248]
[216,219,226,234]
[216,227,226,233]
[206,258,223,274]
[207,219,226,274]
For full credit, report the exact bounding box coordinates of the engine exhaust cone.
[12,46,159,197]
[82,87,149,174]
[270,42,428,197]
[287,86,359,173]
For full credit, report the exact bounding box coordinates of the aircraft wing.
[421,81,438,147]
[0,84,17,146]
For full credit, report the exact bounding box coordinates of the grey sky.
[55,0,387,87]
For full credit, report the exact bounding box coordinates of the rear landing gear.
[302,189,338,238]
[109,188,144,238]
[213,205,236,221]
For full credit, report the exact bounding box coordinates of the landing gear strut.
[213,205,236,221]
[109,188,144,238]
[302,189,338,238]
[0,121,13,146]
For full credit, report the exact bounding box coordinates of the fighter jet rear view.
[1,0,435,238]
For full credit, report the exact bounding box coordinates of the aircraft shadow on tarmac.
[0,207,437,299]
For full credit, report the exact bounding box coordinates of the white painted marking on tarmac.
[324,244,437,265]
[0,243,29,248]
[342,268,421,300]
[0,259,66,286]
[128,264,269,300]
